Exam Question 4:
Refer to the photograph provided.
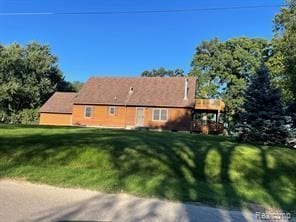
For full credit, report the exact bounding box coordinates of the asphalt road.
[0,179,258,222]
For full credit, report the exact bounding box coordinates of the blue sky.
[0,0,284,82]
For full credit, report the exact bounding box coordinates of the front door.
[136,108,145,127]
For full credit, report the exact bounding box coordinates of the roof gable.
[39,92,77,114]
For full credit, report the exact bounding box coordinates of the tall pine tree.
[236,67,290,145]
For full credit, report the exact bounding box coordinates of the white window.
[160,109,168,121]
[84,106,92,118]
[152,108,168,121]
[109,106,116,116]
[153,109,160,121]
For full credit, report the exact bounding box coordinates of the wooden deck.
[195,99,225,111]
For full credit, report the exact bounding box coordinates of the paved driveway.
[0,180,257,222]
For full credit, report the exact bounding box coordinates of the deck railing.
[195,99,225,111]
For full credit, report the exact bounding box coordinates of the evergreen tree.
[236,67,290,145]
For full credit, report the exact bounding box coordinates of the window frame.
[108,106,116,116]
[84,106,93,118]
[160,109,168,121]
[152,108,168,122]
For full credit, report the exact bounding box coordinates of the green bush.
[4,109,39,124]
[18,109,39,124]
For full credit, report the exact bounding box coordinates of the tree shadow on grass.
[258,146,296,215]
[0,118,295,219]
[24,191,250,222]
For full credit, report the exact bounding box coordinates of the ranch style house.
[39,77,224,133]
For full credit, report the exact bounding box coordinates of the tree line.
[140,0,296,146]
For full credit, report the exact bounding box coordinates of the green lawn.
[0,125,295,212]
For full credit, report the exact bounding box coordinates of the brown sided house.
[39,77,225,132]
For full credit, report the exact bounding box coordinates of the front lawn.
[0,125,295,212]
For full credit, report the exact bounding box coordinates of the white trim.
[135,107,145,126]
[108,106,116,116]
[152,108,160,121]
[152,108,168,122]
[160,109,168,121]
[70,114,73,126]
[84,106,93,118]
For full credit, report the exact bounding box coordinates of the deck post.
[216,111,218,124]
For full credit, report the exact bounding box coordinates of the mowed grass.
[0,125,295,212]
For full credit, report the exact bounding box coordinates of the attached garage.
[39,92,77,126]
[39,113,72,126]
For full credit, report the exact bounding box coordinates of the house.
[39,92,77,126]
[39,77,224,132]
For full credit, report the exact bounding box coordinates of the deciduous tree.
[0,42,66,122]
[190,37,270,126]
[141,67,185,77]
[273,0,296,125]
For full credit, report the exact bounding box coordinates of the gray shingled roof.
[39,92,77,114]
